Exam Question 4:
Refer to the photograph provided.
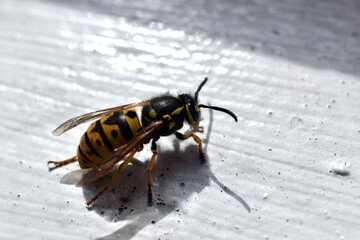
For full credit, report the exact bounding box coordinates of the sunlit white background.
[1,0,359,239]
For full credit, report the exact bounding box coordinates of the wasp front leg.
[176,132,205,162]
[196,126,204,133]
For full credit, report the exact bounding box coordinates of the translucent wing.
[52,101,149,136]
[60,168,91,185]
[76,120,166,187]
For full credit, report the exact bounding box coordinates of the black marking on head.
[85,132,103,158]
[96,139,102,147]
[91,120,114,152]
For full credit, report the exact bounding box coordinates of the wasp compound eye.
[179,94,200,126]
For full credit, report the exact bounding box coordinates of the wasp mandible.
[49,78,237,206]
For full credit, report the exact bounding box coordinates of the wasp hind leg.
[86,147,141,206]
[146,140,158,205]
[48,156,77,170]
[176,132,205,162]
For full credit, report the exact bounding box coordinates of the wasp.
[48,78,237,206]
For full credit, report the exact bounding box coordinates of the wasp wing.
[52,101,149,136]
[60,168,91,185]
[76,120,166,187]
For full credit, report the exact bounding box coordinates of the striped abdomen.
[77,110,142,168]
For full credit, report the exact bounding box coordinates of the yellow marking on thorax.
[169,120,176,130]
[163,114,171,120]
[149,109,157,119]
[171,106,184,115]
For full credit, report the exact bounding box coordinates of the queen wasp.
[49,78,237,206]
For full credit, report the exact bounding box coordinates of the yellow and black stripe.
[77,110,142,168]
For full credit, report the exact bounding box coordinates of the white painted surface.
[1,0,359,239]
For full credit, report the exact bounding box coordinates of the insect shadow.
[82,144,210,239]
[78,108,250,240]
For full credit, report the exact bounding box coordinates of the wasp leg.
[196,126,204,133]
[48,156,77,168]
[87,148,140,206]
[146,140,158,205]
[176,132,205,162]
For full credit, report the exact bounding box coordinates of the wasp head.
[185,77,238,130]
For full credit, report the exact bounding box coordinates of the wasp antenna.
[195,77,208,103]
[199,104,238,122]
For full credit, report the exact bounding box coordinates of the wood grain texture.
[1,0,359,239]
